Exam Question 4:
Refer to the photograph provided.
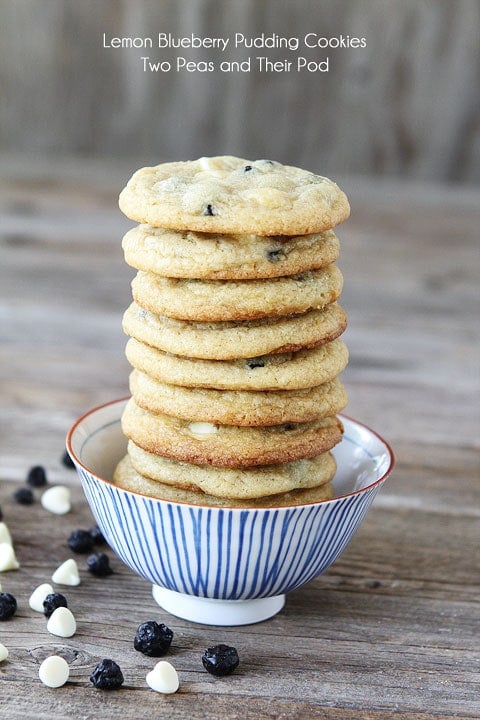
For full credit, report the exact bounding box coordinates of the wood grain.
[0,158,479,718]
[0,0,479,182]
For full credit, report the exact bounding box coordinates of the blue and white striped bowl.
[67,398,394,625]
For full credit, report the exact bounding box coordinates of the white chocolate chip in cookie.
[188,422,219,436]
[243,187,291,209]
[198,156,228,176]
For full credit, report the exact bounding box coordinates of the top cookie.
[119,156,350,235]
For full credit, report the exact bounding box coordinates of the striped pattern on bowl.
[69,400,393,602]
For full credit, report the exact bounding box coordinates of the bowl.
[66,398,394,625]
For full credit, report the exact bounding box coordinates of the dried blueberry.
[68,529,94,553]
[246,358,265,369]
[27,465,48,487]
[90,659,124,690]
[61,450,75,469]
[134,621,174,657]
[13,487,34,505]
[202,644,239,677]
[244,165,253,172]
[89,524,106,545]
[278,423,296,431]
[266,248,285,263]
[0,592,17,620]
[203,204,216,216]
[87,552,113,577]
[43,592,68,618]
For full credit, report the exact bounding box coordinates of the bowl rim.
[66,397,395,509]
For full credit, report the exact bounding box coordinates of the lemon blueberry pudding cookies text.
[115,156,350,507]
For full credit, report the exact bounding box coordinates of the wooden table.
[1,157,479,719]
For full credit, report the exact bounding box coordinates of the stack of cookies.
[114,156,350,507]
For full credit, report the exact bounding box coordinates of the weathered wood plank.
[0,1,479,182]
[0,694,475,720]
[0,160,478,717]
[0,457,478,718]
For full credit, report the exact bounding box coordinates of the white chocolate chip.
[0,643,8,662]
[146,660,179,694]
[0,522,13,546]
[52,558,80,586]
[243,186,290,209]
[197,156,225,175]
[188,421,218,436]
[198,156,215,171]
[29,583,54,612]
[38,655,70,687]
[0,543,20,571]
[46,607,76,638]
[41,485,71,515]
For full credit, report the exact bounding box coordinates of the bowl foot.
[152,585,285,626]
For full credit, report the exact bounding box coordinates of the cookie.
[119,156,350,235]
[131,265,343,321]
[130,369,348,426]
[126,440,336,499]
[123,302,347,360]
[122,224,340,280]
[125,337,349,391]
[121,397,344,467]
[114,454,334,507]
